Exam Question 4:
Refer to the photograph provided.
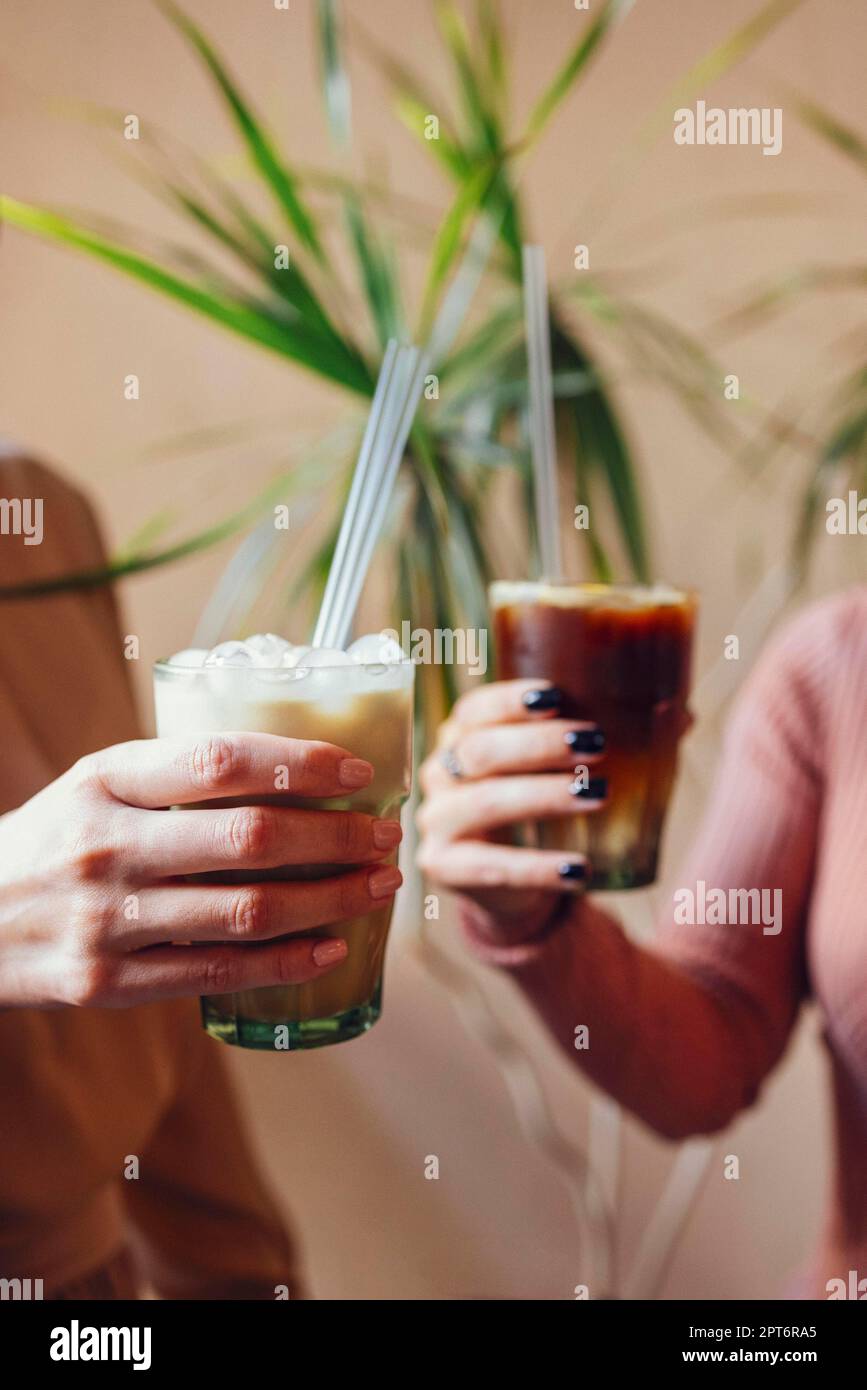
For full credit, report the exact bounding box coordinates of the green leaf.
[638,0,807,149]
[417,489,461,708]
[671,0,805,101]
[159,178,339,336]
[344,195,403,347]
[393,96,469,179]
[417,157,501,335]
[521,0,636,147]
[557,327,649,582]
[317,0,352,148]
[794,399,867,575]
[790,94,867,175]
[357,27,469,176]
[0,472,293,600]
[0,196,373,394]
[157,0,325,262]
[435,0,499,153]
[288,519,341,623]
[720,264,867,337]
[477,0,506,114]
[113,507,177,563]
[442,476,494,629]
[438,295,524,383]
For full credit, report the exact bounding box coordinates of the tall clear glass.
[490,582,696,890]
[153,655,414,1050]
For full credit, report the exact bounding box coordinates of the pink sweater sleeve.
[462,608,826,1140]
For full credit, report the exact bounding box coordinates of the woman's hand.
[417,680,606,942]
[0,733,403,1009]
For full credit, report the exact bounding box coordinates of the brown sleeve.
[0,449,303,1296]
[0,449,140,777]
[123,1027,305,1300]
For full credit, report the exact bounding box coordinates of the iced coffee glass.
[490,582,696,890]
[153,637,414,1050]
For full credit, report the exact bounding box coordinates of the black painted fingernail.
[558,861,588,881]
[523,686,564,712]
[565,728,605,754]
[570,776,608,801]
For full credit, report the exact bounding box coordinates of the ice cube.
[347,632,407,666]
[204,640,255,667]
[245,632,292,667]
[278,644,308,667]
[301,646,354,667]
[166,647,209,667]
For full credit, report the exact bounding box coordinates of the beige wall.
[2,0,864,1298]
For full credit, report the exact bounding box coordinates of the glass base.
[201,989,382,1052]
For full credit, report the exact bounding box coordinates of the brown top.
[0,452,299,1297]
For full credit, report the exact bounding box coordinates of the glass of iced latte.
[490,582,696,890]
[154,633,414,1050]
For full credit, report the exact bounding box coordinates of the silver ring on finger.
[440,748,465,780]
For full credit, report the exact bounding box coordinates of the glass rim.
[488,578,697,606]
[153,655,415,676]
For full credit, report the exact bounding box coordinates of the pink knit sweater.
[462,586,867,1297]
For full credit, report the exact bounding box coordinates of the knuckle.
[455,734,480,776]
[336,870,362,921]
[478,861,508,888]
[188,736,241,793]
[228,885,270,939]
[66,752,103,796]
[451,690,475,722]
[198,951,238,996]
[225,805,272,864]
[289,742,318,783]
[69,888,114,948]
[469,783,497,822]
[476,780,506,820]
[273,944,309,986]
[332,811,358,860]
[69,840,119,884]
[67,952,117,1007]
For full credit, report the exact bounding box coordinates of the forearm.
[461,896,776,1140]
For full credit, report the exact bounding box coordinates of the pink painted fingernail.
[373,819,403,850]
[313,938,348,967]
[339,758,374,788]
[368,865,403,899]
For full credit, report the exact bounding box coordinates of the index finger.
[439,679,562,740]
[88,734,374,808]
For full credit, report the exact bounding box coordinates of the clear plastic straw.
[317,345,416,649]
[522,244,562,579]
[312,339,399,648]
[328,348,429,651]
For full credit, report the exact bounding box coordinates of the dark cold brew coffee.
[491,582,696,889]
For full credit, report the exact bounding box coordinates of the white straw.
[313,341,428,651]
[328,349,429,650]
[522,244,562,579]
[318,346,416,649]
[312,339,399,648]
